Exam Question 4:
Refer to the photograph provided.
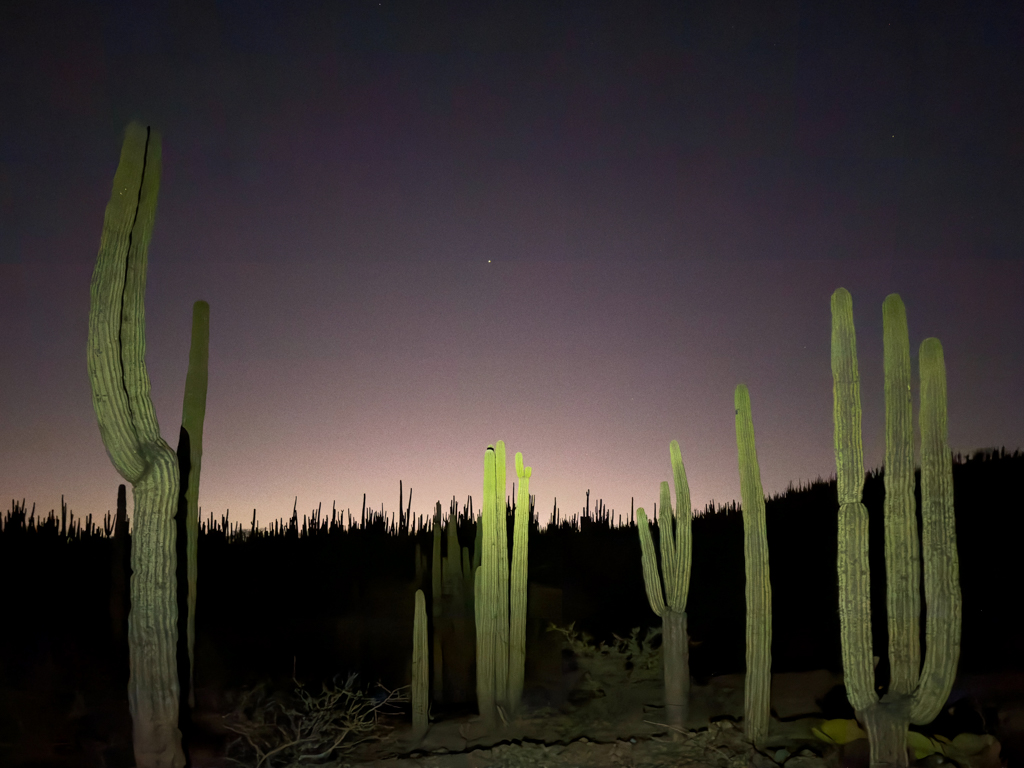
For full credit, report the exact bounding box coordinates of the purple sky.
[2,2,1022,529]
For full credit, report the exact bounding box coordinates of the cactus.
[508,452,531,715]
[734,384,772,748]
[636,439,692,738]
[431,502,443,703]
[474,441,531,726]
[830,288,960,767]
[412,589,429,737]
[87,122,186,767]
[178,300,209,711]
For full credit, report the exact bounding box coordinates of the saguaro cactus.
[636,439,693,737]
[830,288,960,768]
[474,441,531,727]
[87,122,186,767]
[734,384,772,748]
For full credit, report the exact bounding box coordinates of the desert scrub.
[222,672,407,767]
[548,622,663,695]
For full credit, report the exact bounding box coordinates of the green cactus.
[734,384,772,748]
[86,122,186,768]
[432,502,444,703]
[475,447,499,728]
[412,589,429,737]
[508,452,531,715]
[474,442,531,727]
[830,288,960,767]
[636,439,692,738]
[179,300,209,711]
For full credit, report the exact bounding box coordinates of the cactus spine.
[474,441,530,727]
[412,589,429,736]
[830,288,961,768]
[87,122,186,768]
[734,384,772,748]
[636,439,692,737]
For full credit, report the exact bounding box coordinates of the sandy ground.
[1,669,1018,767]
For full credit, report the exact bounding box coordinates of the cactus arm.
[882,294,920,695]
[735,383,772,747]
[668,440,692,612]
[910,338,961,724]
[508,452,531,714]
[180,300,208,710]
[830,288,878,714]
[657,481,677,608]
[636,508,666,617]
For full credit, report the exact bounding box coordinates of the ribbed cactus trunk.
[636,440,693,738]
[475,447,499,729]
[412,589,429,737]
[431,502,444,703]
[508,453,531,715]
[830,288,961,768]
[179,301,208,711]
[474,441,530,727]
[734,384,772,748]
[87,122,186,768]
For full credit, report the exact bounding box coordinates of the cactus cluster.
[474,441,531,727]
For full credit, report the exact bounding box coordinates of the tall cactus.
[412,589,429,737]
[734,384,772,748]
[508,452,531,714]
[830,288,960,768]
[474,441,530,727]
[636,439,692,737]
[431,502,444,703]
[179,300,209,711]
[87,122,186,768]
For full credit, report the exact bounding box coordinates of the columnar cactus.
[432,502,444,702]
[179,299,209,710]
[412,589,429,737]
[508,452,531,714]
[474,441,530,727]
[87,122,186,768]
[636,439,692,738]
[734,384,772,748]
[830,288,960,768]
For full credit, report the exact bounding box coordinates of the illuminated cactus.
[508,451,531,715]
[412,589,429,737]
[734,384,772,748]
[636,439,692,738]
[87,122,185,768]
[830,288,960,767]
[474,441,530,726]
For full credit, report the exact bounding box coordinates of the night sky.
[2,1,1022,531]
